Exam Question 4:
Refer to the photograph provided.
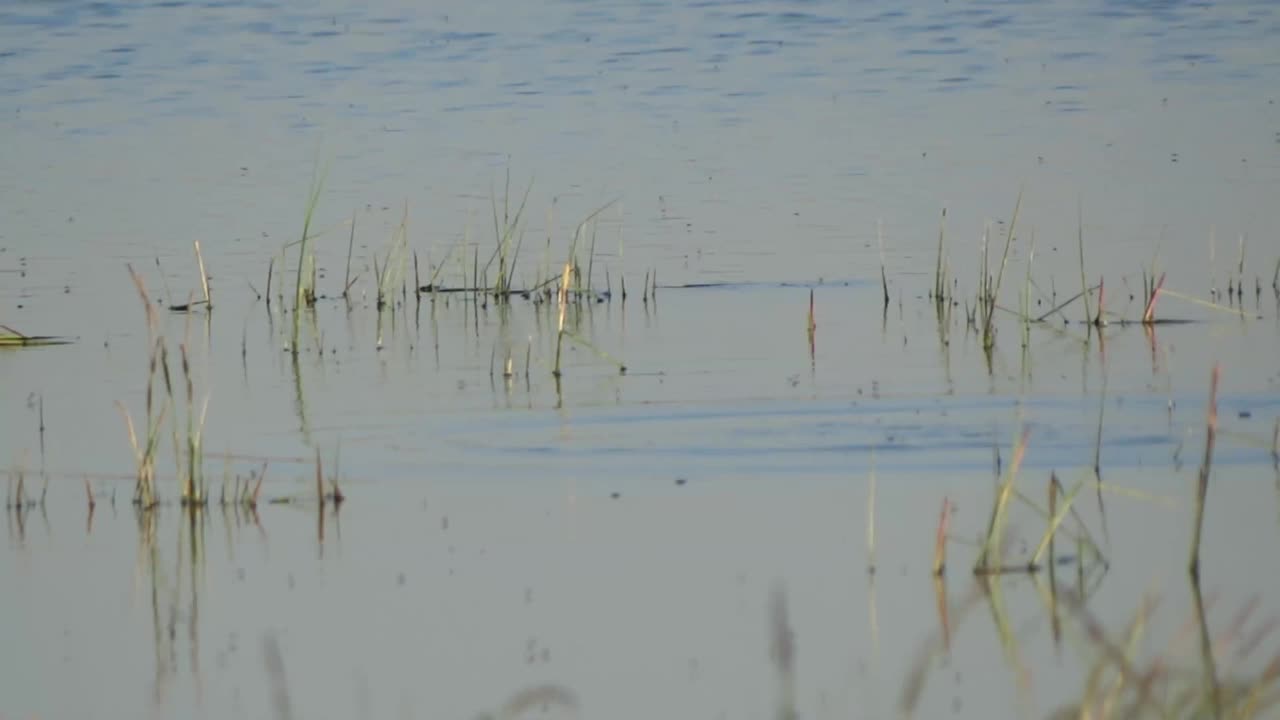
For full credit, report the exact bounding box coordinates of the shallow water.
[4,0,1280,718]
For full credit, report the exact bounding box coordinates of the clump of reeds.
[221,463,267,511]
[375,203,410,311]
[932,208,949,309]
[119,266,168,508]
[978,191,1023,352]
[118,264,213,509]
[486,173,532,302]
[1047,586,1279,720]
[6,466,35,511]
[545,212,628,378]
[178,341,208,506]
[970,428,1108,575]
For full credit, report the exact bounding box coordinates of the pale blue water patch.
[359,390,1277,487]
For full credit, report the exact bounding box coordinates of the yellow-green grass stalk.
[291,168,327,354]
[488,177,532,298]
[1030,472,1088,569]
[933,208,948,306]
[982,190,1023,351]
[975,426,1031,573]
[194,239,211,310]
[0,325,72,348]
[377,203,410,310]
[342,210,357,299]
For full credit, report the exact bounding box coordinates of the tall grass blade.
[1078,200,1091,325]
[1189,364,1220,577]
[291,167,327,354]
[983,190,1023,350]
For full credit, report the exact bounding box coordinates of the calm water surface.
[3,0,1280,718]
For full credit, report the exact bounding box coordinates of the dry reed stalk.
[251,465,266,508]
[877,220,889,307]
[1143,272,1167,324]
[1032,472,1086,570]
[314,447,325,509]
[1047,474,1058,573]
[867,458,877,575]
[932,576,951,652]
[1210,227,1218,300]
[981,191,1023,351]
[807,290,816,336]
[265,256,274,308]
[1189,364,1220,578]
[553,262,572,377]
[344,210,356,299]
[179,342,208,505]
[1237,233,1246,293]
[933,497,951,576]
[1094,276,1106,327]
[934,208,947,306]
[126,264,158,343]
[329,444,344,505]
[413,249,421,300]
[194,240,210,309]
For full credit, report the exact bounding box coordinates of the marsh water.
[4,0,1280,718]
